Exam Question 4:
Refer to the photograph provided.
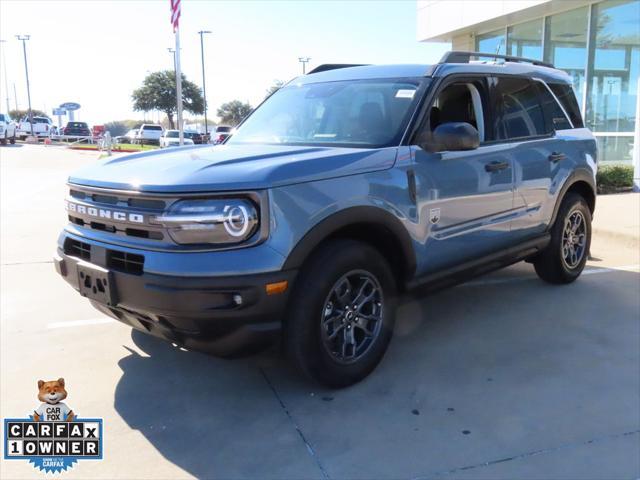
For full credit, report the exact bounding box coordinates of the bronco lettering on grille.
[65,201,144,224]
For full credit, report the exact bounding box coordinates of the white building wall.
[417,0,550,41]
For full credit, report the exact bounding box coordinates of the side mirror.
[426,122,480,152]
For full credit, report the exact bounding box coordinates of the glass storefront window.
[476,28,506,54]
[585,0,640,134]
[507,19,543,60]
[543,6,590,109]
[596,135,635,163]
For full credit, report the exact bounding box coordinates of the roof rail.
[440,51,554,69]
[307,64,369,74]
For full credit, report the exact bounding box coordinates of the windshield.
[227,78,425,148]
[166,131,179,138]
[0,114,6,122]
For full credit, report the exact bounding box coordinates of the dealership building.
[418,0,639,175]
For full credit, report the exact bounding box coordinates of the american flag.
[170,0,181,32]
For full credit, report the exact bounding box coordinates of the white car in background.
[0,113,17,145]
[133,124,163,145]
[160,130,195,148]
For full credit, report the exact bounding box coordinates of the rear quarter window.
[548,83,584,128]
[535,82,573,131]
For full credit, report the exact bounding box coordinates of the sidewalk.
[593,192,640,250]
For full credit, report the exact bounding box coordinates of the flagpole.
[174,26,184,145]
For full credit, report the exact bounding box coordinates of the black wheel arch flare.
[282,206,417,283]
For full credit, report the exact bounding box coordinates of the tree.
[217,100,253,126]
[9,109,49,120]
[265,79,285,97]
[131,70,204,129]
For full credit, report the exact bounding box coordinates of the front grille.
[64,239,91,260]
[107,250,145,275]
[67,186,167,242]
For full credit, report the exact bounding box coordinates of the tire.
[285,239,397,388]
[10,132,16,144]
[534,192,591,284]
[1,134,6,145]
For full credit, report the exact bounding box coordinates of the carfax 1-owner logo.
[3,378,103,473]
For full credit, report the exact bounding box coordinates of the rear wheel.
[285,239,397,388]
[534,192,591,284]
[1,133,6,145]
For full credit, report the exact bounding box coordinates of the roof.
[292,60,572,86]
[294,64,433,84]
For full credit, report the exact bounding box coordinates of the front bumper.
[54,244,296,356]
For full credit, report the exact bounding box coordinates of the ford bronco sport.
[55,52,597,387]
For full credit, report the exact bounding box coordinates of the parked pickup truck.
[133,124,163,145]
[55,51,597,387]
[0,113,17,145]
[18,116,52,140]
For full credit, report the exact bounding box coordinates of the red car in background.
[92,125,105,138]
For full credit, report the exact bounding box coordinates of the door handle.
[485,161,509,172]
[548,152,567,162]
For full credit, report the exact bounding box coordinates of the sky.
[0,0,450,126]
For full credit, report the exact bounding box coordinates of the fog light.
[233,294,243,306]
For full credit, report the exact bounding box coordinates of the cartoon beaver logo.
[33,378,75,422]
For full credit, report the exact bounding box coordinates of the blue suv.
[55,52,597,387]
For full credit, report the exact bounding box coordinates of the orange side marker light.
[265,280,288,295]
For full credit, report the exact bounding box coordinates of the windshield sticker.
[395,89,416,99]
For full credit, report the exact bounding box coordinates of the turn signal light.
[265,280,288,295]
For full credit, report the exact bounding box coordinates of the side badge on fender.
[429,208,441,225]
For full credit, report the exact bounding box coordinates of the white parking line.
[47,318,116,329]
[461,264,640,288]
[45,264,639,329]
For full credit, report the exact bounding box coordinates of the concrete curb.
[593,227,640,250]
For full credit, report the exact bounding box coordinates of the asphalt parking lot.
[1,144,639,479]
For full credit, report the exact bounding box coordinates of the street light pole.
[198,30,211,136]
[16,35,33,137]
[298,56,311,75]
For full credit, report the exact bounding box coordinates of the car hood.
[68,144,397,193]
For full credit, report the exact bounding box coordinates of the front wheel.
[285,239,397,388]
[534,192,592,284]
[10,132,16,144]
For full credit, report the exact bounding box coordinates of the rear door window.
[494,77,547,140]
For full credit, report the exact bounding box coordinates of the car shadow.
[1,143,24,148]
[113,263,640,478]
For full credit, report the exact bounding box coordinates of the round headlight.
[156,198,259,245]
[223,205,251,237]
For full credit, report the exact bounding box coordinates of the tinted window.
[34,117,51,124]
[426,79,492,142]
[535,82,572,131]
[496,77,546,139]
[0,114,5,122]
[549,83,584,128]
[216,126,231,133]
[143,125,163,131]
